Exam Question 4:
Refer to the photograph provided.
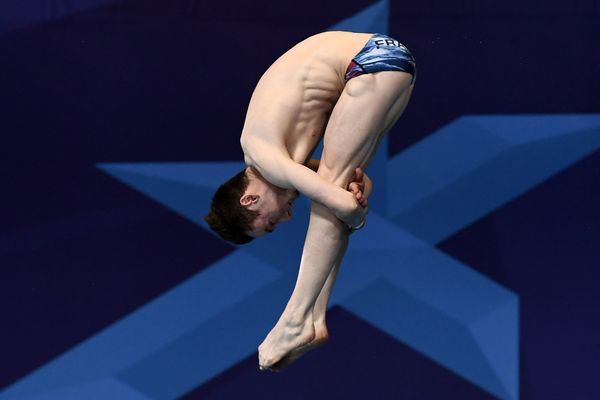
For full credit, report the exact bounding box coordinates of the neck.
[247,166,276,190]
[246,166,264,182]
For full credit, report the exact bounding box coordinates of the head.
[204,167,299,244]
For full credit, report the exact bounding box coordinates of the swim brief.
[344,33,416,83]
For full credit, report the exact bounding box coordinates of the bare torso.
[240,31,372,167]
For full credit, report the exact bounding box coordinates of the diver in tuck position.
[205,31,416,370]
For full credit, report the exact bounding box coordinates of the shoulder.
[241,136,294,186]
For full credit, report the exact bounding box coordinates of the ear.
[240,194,259,207]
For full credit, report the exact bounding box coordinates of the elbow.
[338,191,359,218]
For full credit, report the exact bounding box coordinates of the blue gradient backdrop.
[1,1,599,399]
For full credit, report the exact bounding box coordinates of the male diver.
[205,31,416,370]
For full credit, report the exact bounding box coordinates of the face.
[241,182,299,237]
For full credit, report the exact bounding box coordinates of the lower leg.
[302,262,340,347]
[258,201,349,368]
[266,222,348,371]
[281,201,349,319]
[312,241,346,329]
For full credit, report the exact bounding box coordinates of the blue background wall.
[1,1,599,399]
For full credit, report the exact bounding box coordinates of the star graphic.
[3,0,600,398]
[100,114,599,400]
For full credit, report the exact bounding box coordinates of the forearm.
[252,150,360,222]
[276,158,359,220]
[308,158,373,198]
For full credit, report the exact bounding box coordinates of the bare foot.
[258,313,315,370]
[269,321,329,372]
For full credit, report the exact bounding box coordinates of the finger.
[348,176,358,189]
[355,168,364,181]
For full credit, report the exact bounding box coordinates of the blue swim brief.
[344,33,416,83]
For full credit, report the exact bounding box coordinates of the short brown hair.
[204,169,259,244]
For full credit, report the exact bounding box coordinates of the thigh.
[318,71,414,185]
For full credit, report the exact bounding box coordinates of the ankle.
[282,307,313,327]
